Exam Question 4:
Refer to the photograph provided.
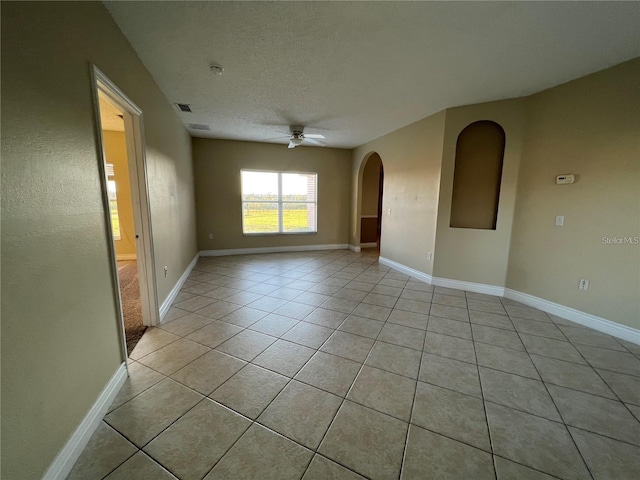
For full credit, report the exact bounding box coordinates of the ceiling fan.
[274,125,326,149]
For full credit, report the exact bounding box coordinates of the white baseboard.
[432,276,505,297]
[43,363,128,480]
[360,242,378,249]
[379,256,433,284]
[379,256,639,345]
[504,289,640,345]
[348,244,361,253]
[159,252,200,321]
[116,253,137,261]
[200,244,349,257]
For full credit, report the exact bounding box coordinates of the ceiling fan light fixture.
[209,63,224,76]
[289,135,303,148]
[282,126,325,148]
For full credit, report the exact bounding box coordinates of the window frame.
[105,163,122,240]
[240,169,318,236]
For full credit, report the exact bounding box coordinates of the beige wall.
[507,59,640,328]
[352,111,446,276]
[352,60,638,328]
[193,139,351,250]
[103,130,136,257]
[1,2,197,478]
[433,99,526,286]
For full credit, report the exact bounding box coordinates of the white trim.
[360,242,378,249]
[432,276,505,297]
[159,252,200,321]
[349,244,361,253]
[379,256,433,284]
[92,64,159,333]
[378,256,639,345]
[504,289,640,345]
[42,363,128,480]
[200,244,349,257]
[116,253,137,261]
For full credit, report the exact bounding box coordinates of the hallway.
[68,250,640,479]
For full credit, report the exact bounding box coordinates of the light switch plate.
[555,215,564,226]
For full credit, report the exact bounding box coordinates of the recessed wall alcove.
[450,120,505,230]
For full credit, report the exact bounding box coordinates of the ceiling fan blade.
[288,140,297,149]
[304,137,325,146]
[304,134,325,139]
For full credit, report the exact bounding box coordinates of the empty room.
[2,1,639,480]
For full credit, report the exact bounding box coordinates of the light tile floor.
[68,250,640,480]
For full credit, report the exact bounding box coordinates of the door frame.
[376,162,384,248]
[90,65,160,358]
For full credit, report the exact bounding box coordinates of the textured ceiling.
[104,1,639,149]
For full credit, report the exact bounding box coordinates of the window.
[105,163,121,240]
[241,170,317,234]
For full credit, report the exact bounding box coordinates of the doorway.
[92,66,159,357]
[359,152,384,250]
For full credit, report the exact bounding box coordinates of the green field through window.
[242,206,313,233]
[241,170,317,234]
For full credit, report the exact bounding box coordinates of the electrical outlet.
[578,279,589,291]
[208,233,213,239]
[163,266,168,278]
[387,208,391,215]
[427,252,432,261]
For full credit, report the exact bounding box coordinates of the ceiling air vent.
[188,123,210,130]
[175,103,192,113]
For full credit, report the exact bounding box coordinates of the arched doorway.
[359,152,384,250]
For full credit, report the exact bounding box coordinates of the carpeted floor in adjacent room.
[117,260,146,355]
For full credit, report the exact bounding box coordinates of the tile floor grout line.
[495,289,638,473]
[466,302,499,480]
[106,373,168,415]
[426,329,639,402]
[194,251,380,479]
[510,321,597,480]
[136,326,250,379]
[508,319,633,348]
[235,294,357,466]
[130,332,184,362]
[491,453,565,480]
[398,309,429,480]
[551,322,640,444]
[90,425,140,480]
[402,420,500,457]
[129,382,213,440]
[552,320,639,406]
[300,291,392,480]
[309,451,377,480]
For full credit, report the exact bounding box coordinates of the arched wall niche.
[450,120,505,230]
